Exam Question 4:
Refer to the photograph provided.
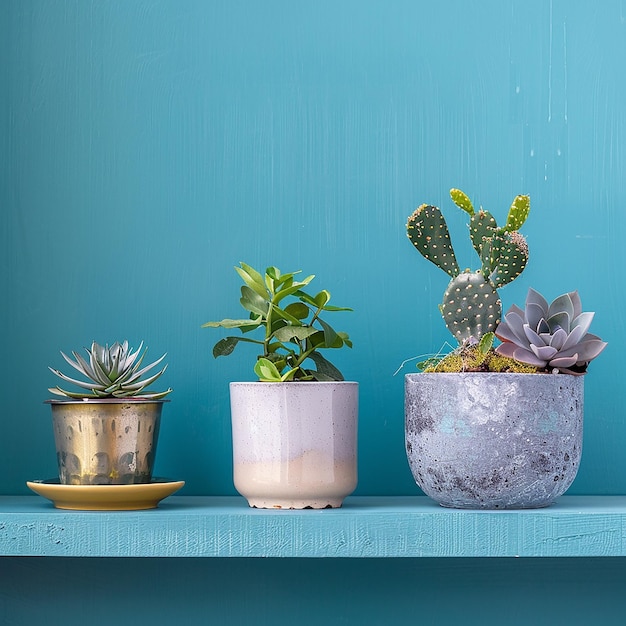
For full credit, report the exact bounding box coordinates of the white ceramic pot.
[229,381,358,509]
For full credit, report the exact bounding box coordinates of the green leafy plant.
[49,340,172,399]
[203,263,352,382]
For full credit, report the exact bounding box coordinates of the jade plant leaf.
[240,286,269,316]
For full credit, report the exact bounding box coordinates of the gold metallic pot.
[48,399,167,485]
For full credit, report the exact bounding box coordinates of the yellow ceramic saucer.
[26,478,185,511]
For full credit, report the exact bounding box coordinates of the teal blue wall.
[3,1,626,624]
[3,0,624,498]
[1,557,626,625]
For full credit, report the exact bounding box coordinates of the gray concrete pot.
[405,372,584,509]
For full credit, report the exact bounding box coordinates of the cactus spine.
[407,189,530,345]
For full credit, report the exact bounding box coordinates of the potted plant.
[404,189,607,509]
[203,262,357,509]
[46,340,172,485]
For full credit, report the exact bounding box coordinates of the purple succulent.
[495,288,607,374]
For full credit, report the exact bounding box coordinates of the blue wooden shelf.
[2,495,626,558]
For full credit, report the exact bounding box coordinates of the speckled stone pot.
[405,373,584,509]
[229,382,358,509]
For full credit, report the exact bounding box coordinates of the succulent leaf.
[523,324,544,347]
[122,354,167,385]
[571,312,594,336]
[531,344,558,361]
[525,303,545,332]
[570,291,583,319]
[548,355,578,369]
[548,293,575,321]
[48,368,107,391]
[560,324,585,352]
[526,288,549,311]
[549,327,568,350]
[503,310,528,344]
[547,311,570,333]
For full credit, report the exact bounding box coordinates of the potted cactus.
[203,262,357,509]
[46,340,172,486]
[404,190,607,509]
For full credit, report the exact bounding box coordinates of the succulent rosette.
[49,340,172,399]
[495,288,607,374]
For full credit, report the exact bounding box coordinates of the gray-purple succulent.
[495,289,607,374]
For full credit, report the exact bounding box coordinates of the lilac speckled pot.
[405,373,584,509]
[230,382,358,509]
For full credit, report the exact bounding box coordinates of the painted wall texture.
[1,556,626,626]
[2,1,625,500]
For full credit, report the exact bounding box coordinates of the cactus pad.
[450,188,474,215]
[479,232,502,277]
[407,204,460,278]
[489,231,529,288]
[469,209,497,258]
[440,271,502,344]
[407,188,530,349]
[504,195,530,232]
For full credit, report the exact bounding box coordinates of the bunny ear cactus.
[407,189,530,345]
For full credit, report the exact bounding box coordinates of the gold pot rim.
[45,398,170,405]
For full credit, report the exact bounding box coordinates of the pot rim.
[229,380,358,386]
[45,398,170,405]
[404,371,584,378]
